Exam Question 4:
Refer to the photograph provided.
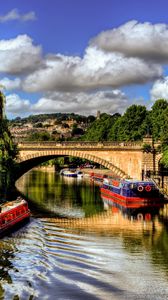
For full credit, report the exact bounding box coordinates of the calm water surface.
[0,169,168,300]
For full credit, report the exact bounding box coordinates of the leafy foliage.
[160,147,168,168]
[0,93,18,173]
[81,113,120,141]
[142,143,152,153]
[26,131,51,141]
[109,105,148,141]
[0,121,18,167]
[150,99,168,141]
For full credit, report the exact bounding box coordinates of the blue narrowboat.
[100,178,163,208]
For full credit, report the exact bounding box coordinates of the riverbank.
[32,166,114,177]
[80,168,116,178]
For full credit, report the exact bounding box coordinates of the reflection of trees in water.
[121,215,168,278]
[16,170,104,217]
[122,223,157,252]
[150,216,168,276]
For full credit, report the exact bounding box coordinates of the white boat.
[76,171,83,178]
[60,169,83,178]
[60,169,65,175]
[61,170,77,177]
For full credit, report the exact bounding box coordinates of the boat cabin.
[0,198,30,234]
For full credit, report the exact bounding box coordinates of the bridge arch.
[18,141,156,180]
[17,149,128,179]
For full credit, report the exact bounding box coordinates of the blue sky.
[1,0,168,118]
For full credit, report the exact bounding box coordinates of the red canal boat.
[90,172,108,184]
[0,198,30,236]
[100,178,164,208]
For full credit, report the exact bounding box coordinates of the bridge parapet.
[18,141,143,150]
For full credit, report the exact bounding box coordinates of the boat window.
[4,215,9,223]
[16,210,20,216]
[2,218,5,224]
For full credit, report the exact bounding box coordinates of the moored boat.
[76,171,83,178]
[0,198,30,236]
[60,169,83,178]
[90,172,107,184]
[61,170,77,177]
[100,178,164,208]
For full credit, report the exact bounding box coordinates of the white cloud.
[2,20,168,118]
[91,20,168,62]
[0,35,42,74]
[6,94,31,115]
[5,89,147,118]
[0,9,36,23]
[32,90,129,115]
[23,54,81,92]
[0,77,21,90]
[0,21,165,95]
[150,77,168,100]
[23,46,162,93]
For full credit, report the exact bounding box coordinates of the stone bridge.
[16,139,161,180]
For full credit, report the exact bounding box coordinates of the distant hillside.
[10,113,95,125]
[9,112,96,142]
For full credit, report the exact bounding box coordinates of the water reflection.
[101,195,163,222]
[16,170,104,218]
[0,169,168,299]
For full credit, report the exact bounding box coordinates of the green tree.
[0,92,18,194]
[82,113,120,141]
[108,105,148,141]
[150,99,168,141]
[158,107,168,146]
[27,131,51,141]
[160,147,168,168]
[34,122,43,128]
[72,124,84,136]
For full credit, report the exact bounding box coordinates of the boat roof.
[103,178,155,185]
[0,198,27,213]
[124,179,153,184]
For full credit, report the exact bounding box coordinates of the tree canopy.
[82,100,168,144]
[81,113,120,141]
[80,99,168,168]
[0,92,18,194]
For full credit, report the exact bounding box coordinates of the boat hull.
[0,212,30,236]
[63,173,77,177]
[100,187,162,208]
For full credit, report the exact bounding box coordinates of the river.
[0,169,168,300]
